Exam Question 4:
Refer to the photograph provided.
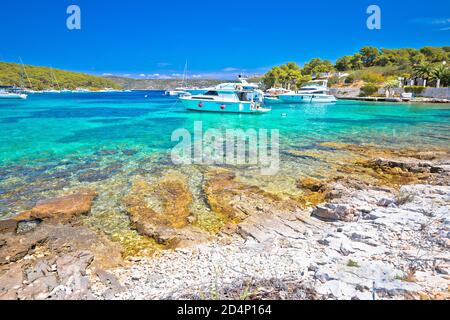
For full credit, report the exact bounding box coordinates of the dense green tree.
[335,56,352,71]
[262,62,302,89]
[359,46,380,67]
[419,46,447,63]
[302,58,334,76]
[350,54,364,70]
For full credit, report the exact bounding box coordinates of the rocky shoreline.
[1,145,449,300]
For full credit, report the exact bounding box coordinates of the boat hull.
[181,98,270,114]
[0,93,28,100]
[277,94,337,104]
[165,90,188,97]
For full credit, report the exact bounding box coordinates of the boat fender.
[198,102,204,108]
[220,105,226,110]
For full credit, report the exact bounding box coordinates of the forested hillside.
[0,62,122,90]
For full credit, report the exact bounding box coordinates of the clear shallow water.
[1,91,449,167]
[0,91,449,217]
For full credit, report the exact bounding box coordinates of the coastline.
[1,144,449,300]
[337,96,450,104]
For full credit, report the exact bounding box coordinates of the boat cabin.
[192,90,261,102]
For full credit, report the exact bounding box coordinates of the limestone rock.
[0,232,48,265]
[0,219,17,234]
[16,189,98,223]
[312,204,359,222]
[0,264,24,300]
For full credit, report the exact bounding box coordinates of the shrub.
[361,72,385,83]
[347,259,360,268]
[327,76,340,86]
[404,86,425,96]
[359,83,380,96]
[344,74,355,84]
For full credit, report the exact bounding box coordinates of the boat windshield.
[204,91,219,96]
[302,81,327,88]
[237,92,252,101]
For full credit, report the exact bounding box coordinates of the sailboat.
[0,86,28,99]
[42,67,62,93]
[165,61,189,97]
[0,58,29,99]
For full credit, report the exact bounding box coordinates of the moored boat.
[180,80,269,114]
[165,89,189,97]
[0,92,28,99]
[0,86,28,99]
[266,80,337,104]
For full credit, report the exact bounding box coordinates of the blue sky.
[0,0,449,79]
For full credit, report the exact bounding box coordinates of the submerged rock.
[124,171,207,246]
[77,164,122,182]
[122,149,138,156]
[297,177,327,192]
[203,169,298,224]
[96,149,118,156]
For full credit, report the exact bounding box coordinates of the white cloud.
[431,18,450,25]
[223,67,239,72]
[139,74,146,77]
[102,73,113,76]
[412,17,450,28]
[157,62,171,67]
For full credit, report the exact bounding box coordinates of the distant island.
[104,76,225,91]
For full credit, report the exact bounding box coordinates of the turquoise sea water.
[1,91,449,217]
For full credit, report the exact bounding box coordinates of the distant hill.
[0,62,122,90]
[105,76,225,90]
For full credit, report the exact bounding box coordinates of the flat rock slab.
[16,189,98,223]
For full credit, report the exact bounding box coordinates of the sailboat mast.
[50,67,61,90]
[19,57,33,89]
[183,60,188,87]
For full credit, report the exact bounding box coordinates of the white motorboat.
[265,87,291,97]
[165,89,189,97]
[266,80,337,104]
[180,78,269,114]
